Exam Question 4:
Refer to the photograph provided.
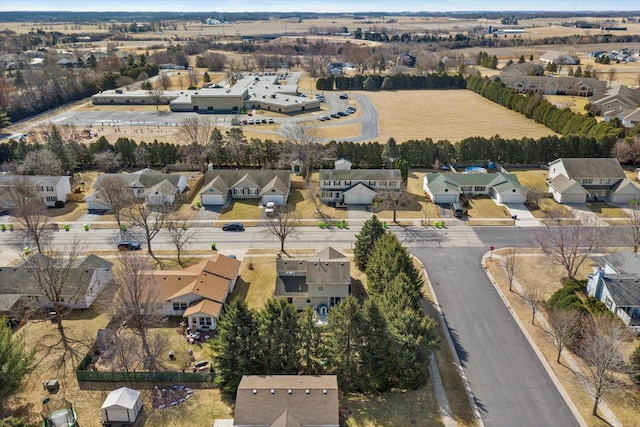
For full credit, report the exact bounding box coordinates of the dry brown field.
[364,89,559,143]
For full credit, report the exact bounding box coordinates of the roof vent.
[271,389,275,394]
[288,389,292,394]
[305,389,310,394]
[253,389,257,394]
[323,389,327,394]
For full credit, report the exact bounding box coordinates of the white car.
[265,202,275,216]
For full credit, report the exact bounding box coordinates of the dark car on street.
[117,240,142,250]
[222,222,245,231]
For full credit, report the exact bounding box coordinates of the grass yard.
[465,196,511,218]
[544,95,590,114]
[487,251,640,427]
[217,199,263,221]
[529,198,574,219]
[511,169,549,191]
[230,255,276,310]
[587,202,629,218]
[363,90,558,143]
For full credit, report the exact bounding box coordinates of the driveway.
[346,205,373,220]
[564,204,608,226]
[501,203,542,228]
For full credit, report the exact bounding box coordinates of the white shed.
[101,387,143,425]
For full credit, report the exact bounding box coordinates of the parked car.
[261,119,267,124]
[317,116,326,121]
[330,113,340,118]
[268,118,275,124]
[222,222,244,231]
[117,240,141,250]
[265,201,275,216]
[450,203,463,217]
[339,94,348,99]
[337,111,346,116]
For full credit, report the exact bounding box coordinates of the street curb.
[481,253,587,427]
[414,256,484,427]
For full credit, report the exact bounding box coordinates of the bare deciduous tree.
[112,253,166,372]
[95,175,133,230]
[524,186,543,210]
[125,201,175,260]
[262,205,301,253]
[177,117,212,172]
[158,72,171,90]
[577,314,635,416]
[546,307,582,364]
[624,199,640,253]
[502,248,520,292]
[531,220,608,279]
[607,67,617,87]
[279,122,333,183]
[20,238,86,347]
[5,176,51,253]
[17,148,63,176]
[610,140,634,165]
[166,221,195,267]
[92,151,122,172]
[376,185,411,223]
[522,282,545,325]
[148,87,165,111]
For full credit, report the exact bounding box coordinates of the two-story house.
[547,158,640,204]
[319,159,401,206]
[275,247,350,318]
[150,254,241,331]
[199,168,291,206]
[84,168,187,210]
[587,251,640,333]
[0,175,71,209]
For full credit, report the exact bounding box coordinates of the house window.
[461,186,472,192]
[605,297,612,309]
[46,196,57,202]
[321,191,332,198]
[601,179,610,184]
[306,299,311,304]
[344,181,351,186]
[199,317,212,326]
[287,298,293,304]
[46,186,54,192]
[333,180,340,186]
[318,286,324,291]
[583,179,593,184]
[173,302,188,311]
[474,186,485,192]
[37,185,44,191]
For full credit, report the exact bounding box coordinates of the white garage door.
[201,194,225,206]
[560,193,586,204]
[262,194,285,205]
[433,193,458,204]
[86,199,110,210]
[498,192,526,204]
[344,192,374,205]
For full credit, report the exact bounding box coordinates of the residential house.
[396,52,417,67]
[603,108,640,129]
[589,83,640,115]
[423,173,526,204]
[290,159,303,176]
[539,50,578,65]
[150,254,241,331]
[547,158,640,204]
[0,254,113,314]
[0,175,72,209]
[0,53,28,70]
[199,168,291,206]
[227,375,339,427]
[499,61,545,77]
[326,62,345,75]
[496,75,604,96]
[275,247,350,314]
[84,168,187,210]
[319,159,401,206]
[587,251,640,333]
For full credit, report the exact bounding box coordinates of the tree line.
[316,73,466,91]
[212,218,438,394]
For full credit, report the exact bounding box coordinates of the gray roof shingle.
[551,158,626,179]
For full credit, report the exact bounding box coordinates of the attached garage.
[101,387,142,426]
[343,183,378,205]
[549,175,588,204]
[431,189,459,204]
[201,191,229,206]
[491,185,526,204]
[84,192,110,211]
[609,179,640,204]
[261,192,286,205]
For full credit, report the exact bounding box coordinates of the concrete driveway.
[564,204,609,226]
[501,203,541,228]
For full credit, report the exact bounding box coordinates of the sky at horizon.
[1,0,639,13]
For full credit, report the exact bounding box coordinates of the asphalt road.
[404,226,579,427]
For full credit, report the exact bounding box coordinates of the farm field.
[364,90,559,143]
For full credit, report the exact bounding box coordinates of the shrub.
[54,200,65,208]
[631,343,640,386]
[561,278,586,293]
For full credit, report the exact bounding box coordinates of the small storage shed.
[101,387,142,425]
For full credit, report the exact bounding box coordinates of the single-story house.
[229,375,339,427]
[326,62,345,75]
[319,159,401,206]
[150,254,241,331]
[0,254,113,314]
[539,50,578,65]
[547,158,640,204]
[603,107,640,128]
[84,168,187,210]
[199,168,291,206]
[423,173,526,204]
[275,247,351,313]
[587,251,640,333]
[0,175,72,209]
[496,75,604,97]
[101,387,143,426]
[499,61,545,77]
[589,83,640,116]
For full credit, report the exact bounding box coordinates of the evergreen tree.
[326,296,362,392]
[45,125,73,172]
[382,137,399,166]
[211,300,261,394]
[380,76,393,90]
[363,76,378,90]
[258,299,299,374]
[382,271,422,316]
[0,318,35,402]
[297,306,326,375]
[631,342,640,385]
[0,110,10,130]
[203,72,211,83]
[387,307,439,389]
[357,300,394,392]
[365,233,422,297]
[353,215,386,270]
[518,55,526,64]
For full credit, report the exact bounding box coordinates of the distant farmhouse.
[92,72,319,114]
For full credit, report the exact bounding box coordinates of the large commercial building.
[91,72,320,114]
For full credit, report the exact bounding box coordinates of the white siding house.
[423,173,526,204]
[0,175,71,208]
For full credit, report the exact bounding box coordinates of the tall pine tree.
[258,298,299,374]
[365,233,422,297]
[353,215,386,270]
[325,296,362,392]
[297,306,326,375]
